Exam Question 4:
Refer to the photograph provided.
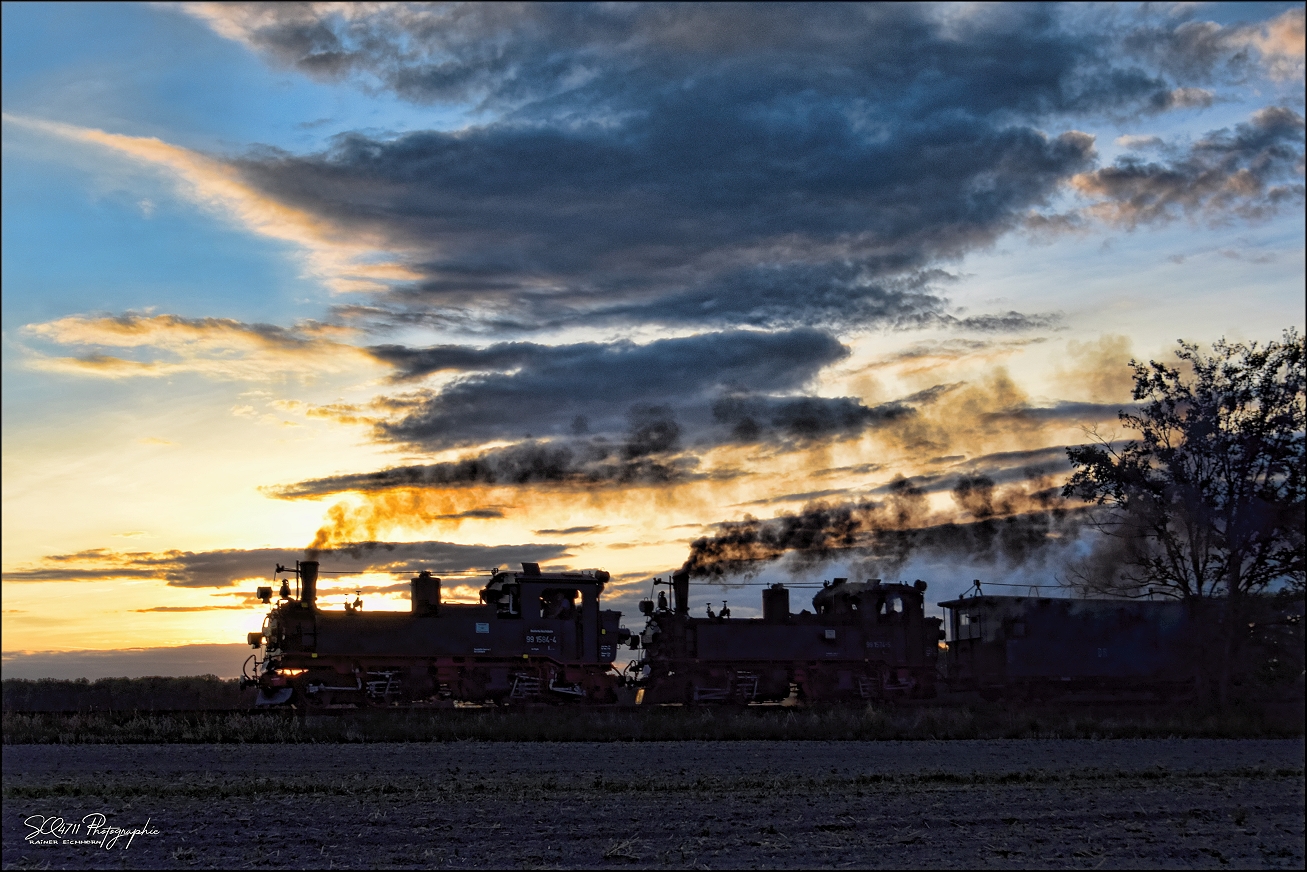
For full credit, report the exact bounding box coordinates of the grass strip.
[2,703,1301,744]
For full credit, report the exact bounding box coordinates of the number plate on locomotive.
[526,629,559,652]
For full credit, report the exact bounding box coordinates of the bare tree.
[1064,329,1305,704]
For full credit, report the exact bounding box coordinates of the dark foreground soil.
[4,740,1303,870]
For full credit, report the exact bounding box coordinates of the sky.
[2,2,1303,678]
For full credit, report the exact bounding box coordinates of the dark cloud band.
[1075,106,1305,227]
[170,4,1299,343]
[370,328,851,448]
[271,440,700,498]
[3,542,572,588]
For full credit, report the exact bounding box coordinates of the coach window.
[880,593,903,623]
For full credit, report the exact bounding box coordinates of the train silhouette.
[243,560,1203,707]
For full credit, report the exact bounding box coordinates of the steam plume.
[680,474,1086,580]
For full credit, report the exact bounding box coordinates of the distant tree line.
[2,676,256,712]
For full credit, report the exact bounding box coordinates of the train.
[242,560,1277,708]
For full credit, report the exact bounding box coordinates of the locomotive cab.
[810,578,930,623]
[480,571,521,615]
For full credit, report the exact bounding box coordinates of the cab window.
[539,588,577,619]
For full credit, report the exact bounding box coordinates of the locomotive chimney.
[672,570,690,616]
[299,560,319,607]
[411,570,441,616]
[762,583,790,623]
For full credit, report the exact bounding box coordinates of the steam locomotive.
[243,560,1228,707]
[634,572,942,703]
[243,560,626,707]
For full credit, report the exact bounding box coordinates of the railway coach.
[938,585,1193,700]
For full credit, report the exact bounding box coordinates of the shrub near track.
[2,703,1301,744]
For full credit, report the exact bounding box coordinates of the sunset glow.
[3,2,1303,676]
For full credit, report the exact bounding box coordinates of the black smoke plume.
[277,437,699,500]
[680,476,1088,580]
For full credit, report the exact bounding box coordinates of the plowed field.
[4,740,1303,869]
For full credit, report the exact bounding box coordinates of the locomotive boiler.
[243,560,628,707]
[630,573,943,703]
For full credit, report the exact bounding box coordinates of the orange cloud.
[1231,7,1306,82]
[22,312,377,381]
[1052,335,1136,404]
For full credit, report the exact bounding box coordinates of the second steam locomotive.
[634,573,941,703]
